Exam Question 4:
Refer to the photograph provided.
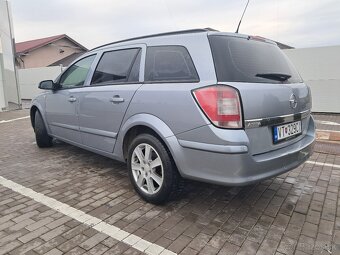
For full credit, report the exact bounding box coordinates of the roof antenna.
[236,0,250,33]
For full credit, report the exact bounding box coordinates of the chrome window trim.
[245,110,310,129]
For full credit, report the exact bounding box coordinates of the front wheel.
[127,134,183,204]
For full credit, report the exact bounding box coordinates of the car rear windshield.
[209,35,303,84]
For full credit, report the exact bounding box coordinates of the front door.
[45,55,96,144]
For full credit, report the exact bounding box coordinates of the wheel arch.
[30,105,39,129]
[30,103,50,134]
[115,114,176,161]
[122,125,167,160]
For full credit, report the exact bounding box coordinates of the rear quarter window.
[144,46,199,83]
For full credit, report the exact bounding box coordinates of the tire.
[127,133,183,204]
[34,111,53,148]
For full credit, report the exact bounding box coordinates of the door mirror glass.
[38,80,54,90]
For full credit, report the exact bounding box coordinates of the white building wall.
[18,66,63,99]
[0,0,20,111]
[284,46,340,113]
[0,51,6,110]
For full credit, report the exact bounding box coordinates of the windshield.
[209,35,303,84]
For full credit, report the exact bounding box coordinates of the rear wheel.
[34,111,53,148]
[127,133,183,204]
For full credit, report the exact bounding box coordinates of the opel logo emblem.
[289,94,297,109]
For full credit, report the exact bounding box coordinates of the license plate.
[273,120,302,143]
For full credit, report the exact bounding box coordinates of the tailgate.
[208,34,312,155]
[229,82,311,155]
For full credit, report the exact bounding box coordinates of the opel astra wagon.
[31,29,315,204]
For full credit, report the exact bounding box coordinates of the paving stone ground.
[313,113,340,132]
[0,109,339,255]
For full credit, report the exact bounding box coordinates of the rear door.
[209,35,312,155]
[77,45,144,153]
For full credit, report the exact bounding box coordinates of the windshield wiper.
[256,73,291,82]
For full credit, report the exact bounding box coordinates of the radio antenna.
[236,0,250,33]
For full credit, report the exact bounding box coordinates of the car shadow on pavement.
[50,138,250,204]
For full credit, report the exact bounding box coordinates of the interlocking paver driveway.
[0,109,339,255]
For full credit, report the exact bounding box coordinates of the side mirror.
[38,80,54,90]
[38,80,60,90]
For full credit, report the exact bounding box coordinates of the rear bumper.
[167,116,315,186]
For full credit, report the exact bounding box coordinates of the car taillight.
[193,85,243,129]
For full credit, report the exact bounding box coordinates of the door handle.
[110,96,124,103]
[68,96,77,103]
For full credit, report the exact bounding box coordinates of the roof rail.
[91,28,218,51]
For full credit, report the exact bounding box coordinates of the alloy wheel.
[131,143,164,195]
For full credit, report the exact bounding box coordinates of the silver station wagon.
[31,29,315,204]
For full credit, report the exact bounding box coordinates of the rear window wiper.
[255,73,291,82]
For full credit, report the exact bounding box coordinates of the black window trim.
[56,54,97,90]
[127,50,142,83]
[143,45,200,84]
[90,47,142,87]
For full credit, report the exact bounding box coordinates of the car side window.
[91,48,140,85]
[144,46,199,82]
[59,55,96,89]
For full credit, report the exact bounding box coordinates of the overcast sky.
[9,0,340,49]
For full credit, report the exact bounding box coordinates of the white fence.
[284,45,340,113]
[17,46,340,113]
[18,66,63,99]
